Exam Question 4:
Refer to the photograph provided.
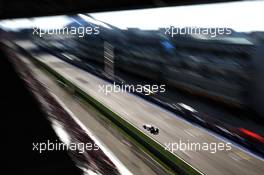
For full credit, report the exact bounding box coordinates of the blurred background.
[1,1,264,175]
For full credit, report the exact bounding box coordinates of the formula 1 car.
[143,124,159,135]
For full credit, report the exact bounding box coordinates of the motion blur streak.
[239,128,264,143]
[1,1,264,175]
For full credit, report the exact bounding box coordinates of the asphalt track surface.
[15,51,169,175]
[16,40,264,175]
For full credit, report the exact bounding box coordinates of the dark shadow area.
[0,0,240,20]
[0,43,82,175]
